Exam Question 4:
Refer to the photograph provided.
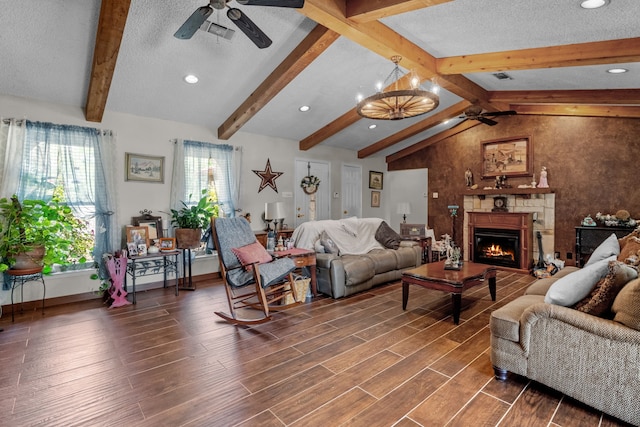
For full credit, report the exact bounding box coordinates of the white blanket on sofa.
[291,217,385,255]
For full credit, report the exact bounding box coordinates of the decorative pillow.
[572,260,638,316]
[618,227,640,250]
[231,241,272,270]
[611,277,640,331]
[544,256,615,306]
[584,233,620,267]
[375,221,402,249]
[339,216,359,237]
[618,236,640,264]
[320,231,340,254]
[314,239,325,254]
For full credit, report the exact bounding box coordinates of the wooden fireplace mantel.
[468,211,533,272]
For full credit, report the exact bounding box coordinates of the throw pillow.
[611,277,640,331]
[544,256,615,306]
[584,233,620,267]
[572,260,638,316]
[375,221,402,249]
[618,227,640,250]
[314,239,325,254]
[231,241,272,270]
[320,231,340,254]
[618,236,640,265]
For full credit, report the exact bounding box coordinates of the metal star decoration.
[252,158,283,193]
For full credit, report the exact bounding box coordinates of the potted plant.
[169,190,219,249]
[0,195,91,274]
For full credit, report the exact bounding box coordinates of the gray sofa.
[490,264,640,425]
[291,218,422,298]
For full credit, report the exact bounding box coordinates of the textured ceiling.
[1,0,639,159]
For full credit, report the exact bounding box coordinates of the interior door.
[294,159,330,228]
[341,163,362,218]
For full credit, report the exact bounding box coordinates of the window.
[13,120,117,271]
[170,140,238,252]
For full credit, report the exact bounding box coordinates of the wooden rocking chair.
[211,216,301,325]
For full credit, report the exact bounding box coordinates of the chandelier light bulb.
[411,77,420,89]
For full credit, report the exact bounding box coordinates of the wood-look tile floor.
[0,270,633,426]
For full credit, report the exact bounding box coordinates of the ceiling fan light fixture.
[184,74,199,84]
[607,68,628,74]
[356,56,439,120]
[580,0,609,9]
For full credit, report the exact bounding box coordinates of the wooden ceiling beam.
[513,104,640,119]
[386,120,481,163]
[346,0,453,22]
[217,25,339,140]
[437,37,640,75]
[357,100,472,158]
[489,89,640,105]
[298,0,496,150]
[85,0,131,122]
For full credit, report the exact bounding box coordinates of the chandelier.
[356,56,439,120]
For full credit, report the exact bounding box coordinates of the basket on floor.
[282,276,310,305]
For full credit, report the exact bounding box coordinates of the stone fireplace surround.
[463,193,555,270]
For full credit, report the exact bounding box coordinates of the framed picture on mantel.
[481,136,532,178]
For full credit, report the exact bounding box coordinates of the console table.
[125,251,180,304]
[575,226,633,267]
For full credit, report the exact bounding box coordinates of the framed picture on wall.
[369,171,384,190]
[481,136,532,178]
[371,190,381,207]
[125,152,165,183]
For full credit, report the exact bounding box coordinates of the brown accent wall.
[389,115,640,266]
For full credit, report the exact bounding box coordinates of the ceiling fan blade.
[478,117,498,126]
[485,110,517,117]
[237,0,305,7]
[227,8,272,48]
[174,5,213,39]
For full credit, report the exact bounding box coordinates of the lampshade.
[396,202,411,215]
[265,202,286,221]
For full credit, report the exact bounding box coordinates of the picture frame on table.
[132,214,163,239]
[137,244,148,256]
[125,152,165,183]
[371,190,381,207]
[158,237,176,251]
[126,225,150,249]
[126,242,138,256]
[368,171,384,190]
[481,135,532,178]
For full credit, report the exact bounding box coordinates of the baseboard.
[1,272,221,312]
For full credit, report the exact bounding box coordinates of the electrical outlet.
[566,252,572,259]
[432,192,439,199]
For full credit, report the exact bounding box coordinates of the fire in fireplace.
[474,228,520,268]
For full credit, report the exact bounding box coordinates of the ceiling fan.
[459,105,517,126]
[174,0,305,49]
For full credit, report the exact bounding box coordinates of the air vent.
[200,21,235,40]
[492,72,513,80]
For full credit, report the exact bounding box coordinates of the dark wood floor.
[0,270,632,426]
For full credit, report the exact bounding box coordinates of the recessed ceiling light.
[607,68,628,74]
[580,0,609,9]
[299,105,310,112]
[368,124,377,129]
[184,74,198,84]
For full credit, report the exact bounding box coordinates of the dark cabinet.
[575,226,631,267]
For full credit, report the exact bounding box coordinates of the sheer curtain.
[0,118,26,198]
[170,139,238,216]
[16,121,118,270]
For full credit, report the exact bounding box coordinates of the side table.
[7,267,46,322]
[272,248,317,297]
[125,251,180,304]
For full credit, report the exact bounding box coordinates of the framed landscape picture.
[481,136,532,178]
[125,153,165,183]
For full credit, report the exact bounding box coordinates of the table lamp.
[397,202,411,223]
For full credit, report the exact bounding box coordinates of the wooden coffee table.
[402,261,497,324]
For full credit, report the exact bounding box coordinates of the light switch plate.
[282,191,293,198]
[333,192,339,199]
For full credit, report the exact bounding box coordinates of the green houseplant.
[169,190,220,249]
[0,195,91,274]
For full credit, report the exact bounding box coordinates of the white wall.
[386,169,428,232]
[0,94,387,303]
